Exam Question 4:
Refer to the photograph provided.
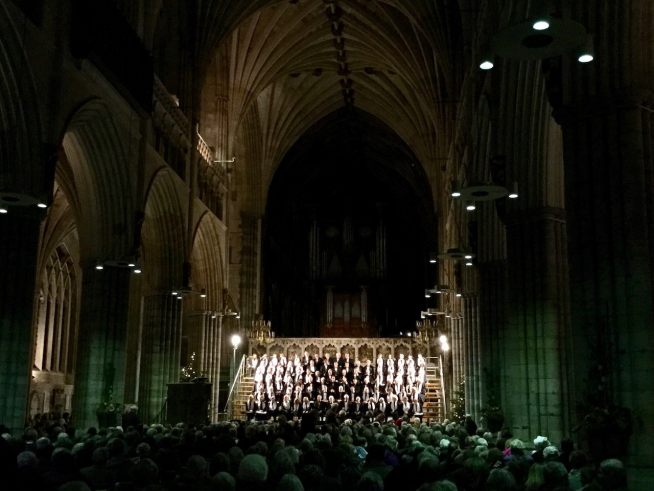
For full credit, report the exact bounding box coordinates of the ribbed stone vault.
[199,0,462,215]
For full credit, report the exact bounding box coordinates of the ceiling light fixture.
[577,34,594,63]
[508,181,519,199]
[532,19,550,31]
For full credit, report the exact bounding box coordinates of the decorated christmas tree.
[180,351,198,381]
[449,378,466,424]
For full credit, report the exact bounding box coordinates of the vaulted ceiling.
[189,0,467,214]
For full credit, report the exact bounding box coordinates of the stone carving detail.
[269,344,284,355]
[247,336,434,359]
[323,344,337,358]
[395,342,411,358]
[359,343,373,362]
[287,343,302,358]
[341,343,355,357]
[252,344,267,356]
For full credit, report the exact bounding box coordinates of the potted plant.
[576,404,633,462]
[482,404,505,433]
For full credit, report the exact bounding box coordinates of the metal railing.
[426,355,447,420]
[438,355,447,417]
[222,354,247,420]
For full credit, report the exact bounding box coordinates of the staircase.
[231,375,254,420]
[423,363,445,422]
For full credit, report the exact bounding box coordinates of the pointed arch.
[0,2,45,200]
[190,211,226,309]
[61,99,135,261]
[141,167,187,290]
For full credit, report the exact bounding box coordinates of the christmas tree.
[180,352,198,381]
[449,378,466,424]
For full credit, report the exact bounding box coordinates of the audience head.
[598,458,627,490]
[277,473,305,491]
[238,453,268,484]
[213,471,237,491]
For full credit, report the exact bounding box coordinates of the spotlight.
[577,34,594,63]
[171,291,178,296]
[466,201,476,211]
[0,207,7,214]
[200,289,207,298]
[37,203,47,209]
[508,181,519,199]
[128,262,136,268]
[451,180,461,198]
[425,290,431,299]
[464,254,473,260]
[95,264,104,270]
[456,292,462,298]
[479,56,494,70]
[532,19,550,31]
[578,53,593,63]
[465,261,473,267]
[133,268,142,274]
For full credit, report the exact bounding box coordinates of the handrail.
[426,355,447,420]
[223,354,247,420]
[438,355,447,417]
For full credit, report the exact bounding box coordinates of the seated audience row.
[1,411,628,491]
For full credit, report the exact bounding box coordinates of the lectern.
[166,382,212,425]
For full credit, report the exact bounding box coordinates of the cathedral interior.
[0,0,653,485]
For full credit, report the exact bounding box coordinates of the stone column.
[188,311,221,421]
[503,208,571,443]
[239,213,259,327]
[139,293,182,422]
[559,99,654,466]
[0,208,43,431]
[478,259,508,416]
[73,265,133,429]
[462,295,483,420]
